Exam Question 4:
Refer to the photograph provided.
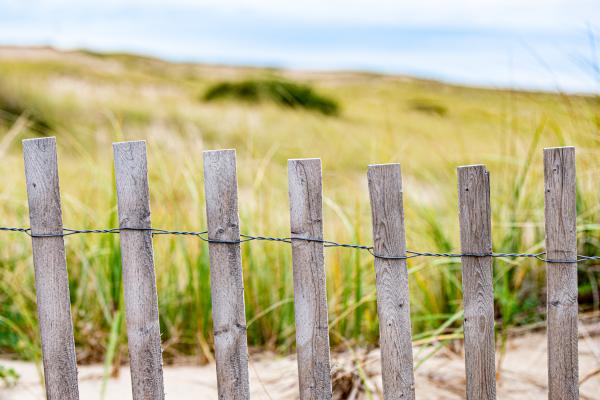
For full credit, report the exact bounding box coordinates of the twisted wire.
[1,226,598,264]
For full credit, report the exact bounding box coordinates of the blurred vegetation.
[0,365,19,386]
[203,78,339,115]
[0,81,54,133]
[0,48,598,377]
[409,98,448,116]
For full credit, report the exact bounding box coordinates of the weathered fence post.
[23,137,80,400]
[367,163,415,400]
[457,165,496,400]
[288,158,333,400]
[113,141,165,400]
[543,147,578,400]
[203,149,250,400]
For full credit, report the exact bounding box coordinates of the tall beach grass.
[0,48,598,372]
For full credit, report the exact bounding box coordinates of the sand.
[2,318,599,400]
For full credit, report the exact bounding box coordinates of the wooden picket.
[18,137,582,400]
[203,149,250,400]
[457,165,496,400]
[543,147,579,400]
[23,137,79,400]
[288,158,333,400]
[367,164,415,400]
[113,141,165,400]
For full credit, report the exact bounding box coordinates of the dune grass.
[0,48,598,372]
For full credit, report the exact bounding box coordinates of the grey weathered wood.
[367,164,415,400]
[113,141,165,400]
[203,149,250,400]
[457,165,496,400]
[288,158,332,400]
[23,137,80,400]
[543,147,578,400]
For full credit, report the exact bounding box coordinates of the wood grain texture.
[288,159,332,400]
[23,137,80,400]
[203,149,250,400]
[367,164,415,400]
[457,165,496,400]
[113,141,165,400]
[543,147,578,400]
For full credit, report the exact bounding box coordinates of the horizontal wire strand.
[0,226,597,264]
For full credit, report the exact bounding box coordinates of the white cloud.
[19,0,599,30]
[3,0,598,92]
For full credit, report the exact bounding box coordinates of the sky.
[1,0,599,93]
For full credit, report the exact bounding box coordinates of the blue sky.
[1,0,599,93]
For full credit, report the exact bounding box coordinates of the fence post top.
[22,136,56,145]
[203,148,236,155]
[368,163,400,168]
[288,158,321,167]
[544,146,575,151]
[112,140,146,147]
[457,164,487,171]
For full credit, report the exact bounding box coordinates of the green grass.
[0,47,598,372]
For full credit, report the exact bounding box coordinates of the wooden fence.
[19,137,579,400]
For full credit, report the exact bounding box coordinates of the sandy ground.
[2,318,599,400]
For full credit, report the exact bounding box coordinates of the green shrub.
[409,98,448,116]
[203,79,339,115]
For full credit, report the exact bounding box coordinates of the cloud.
[2,0,598,92]
[12,0,600,30]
